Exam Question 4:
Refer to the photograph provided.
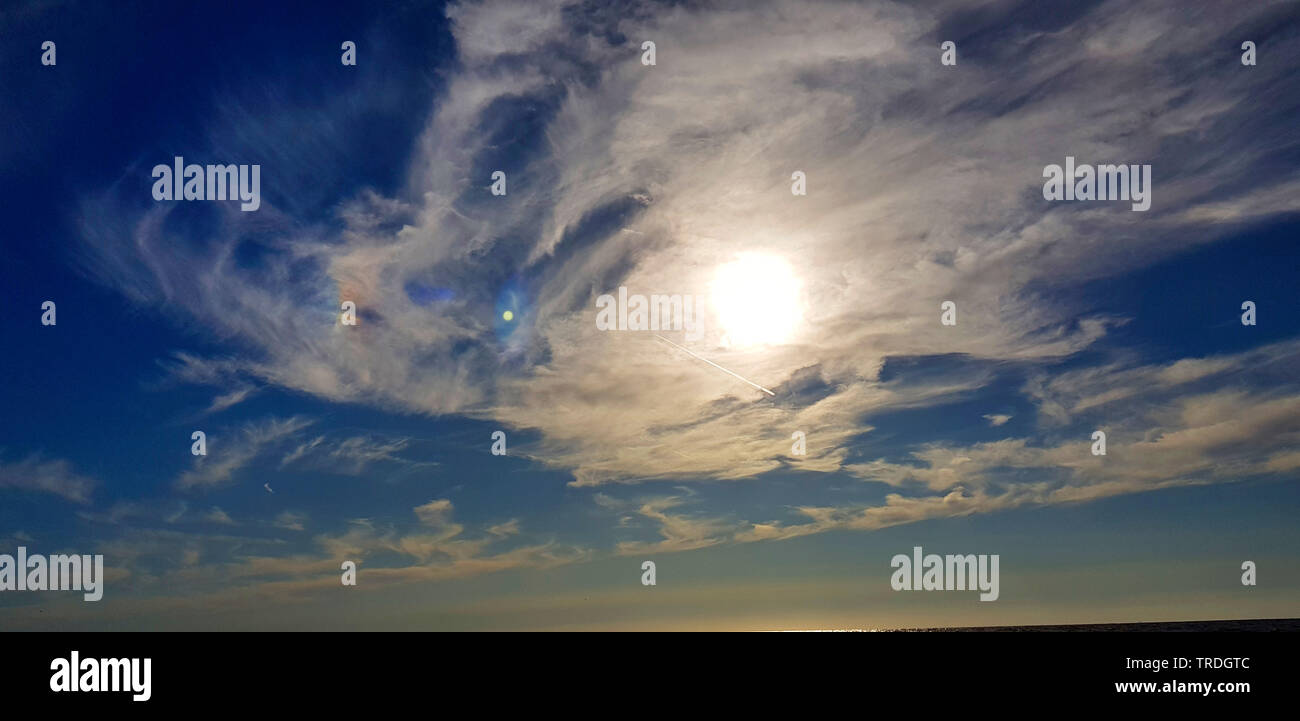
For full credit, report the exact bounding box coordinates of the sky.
[1,0,1298,630]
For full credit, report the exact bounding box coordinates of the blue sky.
[2,0,1299,630]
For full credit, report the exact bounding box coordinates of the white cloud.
[272,511,306,532]
[0,455,98,504]
[203,507,236,525]
[413,499,456,529]
[72,0,1299,500]
[614,496,736,556]
[204,385,259,414]
[177,416,314,490]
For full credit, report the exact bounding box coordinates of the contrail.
[654,335,776,396]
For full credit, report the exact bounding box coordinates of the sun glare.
[710,253,801,347]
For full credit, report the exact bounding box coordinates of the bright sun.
[710,253,801,347]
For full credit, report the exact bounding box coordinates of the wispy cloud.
[272,511,306,532]
[279,434,426,475]
[203,385,259,415]
[56,0,1300,585]
[0,454,98,504]
[176,416,315,490]
[74,0,1299,497]
[202,507,237,525]
[614,496,736,556]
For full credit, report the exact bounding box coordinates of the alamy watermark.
[1043,156,1151,211]
[595,287,703,341]
[152,156,261,211]
[0,547,104,601]
[890,546,999,601]
[50,652,151,702]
